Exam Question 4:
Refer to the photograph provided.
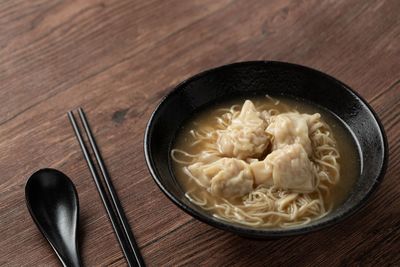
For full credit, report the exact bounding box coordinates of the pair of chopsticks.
[68,108,145,267]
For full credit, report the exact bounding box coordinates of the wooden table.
[1,0,399,266]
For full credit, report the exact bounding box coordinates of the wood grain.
[0,0,399,266]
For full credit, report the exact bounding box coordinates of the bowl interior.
[145,61,387,237]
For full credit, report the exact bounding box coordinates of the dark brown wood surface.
[0,0,399,266]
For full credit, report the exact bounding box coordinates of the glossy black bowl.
[144,61,388,238]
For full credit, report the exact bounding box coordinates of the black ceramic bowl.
[144,61,388,238]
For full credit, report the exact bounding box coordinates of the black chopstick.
[68,109,145,267]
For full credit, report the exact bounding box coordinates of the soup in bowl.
[144,61,387,238]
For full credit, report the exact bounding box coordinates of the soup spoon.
[25,168,82,267]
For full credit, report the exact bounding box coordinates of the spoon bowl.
[25,168,82,267]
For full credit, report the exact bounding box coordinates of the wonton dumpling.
[266,113,320,156]
[187,158,254,198]
[249,160,273,186]
[217,100,269,159]
[250,144,316,192]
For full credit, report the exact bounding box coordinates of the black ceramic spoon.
[25,168,82,267]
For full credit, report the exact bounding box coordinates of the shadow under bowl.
[144,61,388,238]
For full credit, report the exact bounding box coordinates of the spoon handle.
[55,246,82,267]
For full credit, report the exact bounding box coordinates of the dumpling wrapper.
[217,100,269,159]
[187,158,254,198]
[250,144,316,193]
[266,112,320,156]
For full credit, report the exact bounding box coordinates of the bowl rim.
[143,60,389,237]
